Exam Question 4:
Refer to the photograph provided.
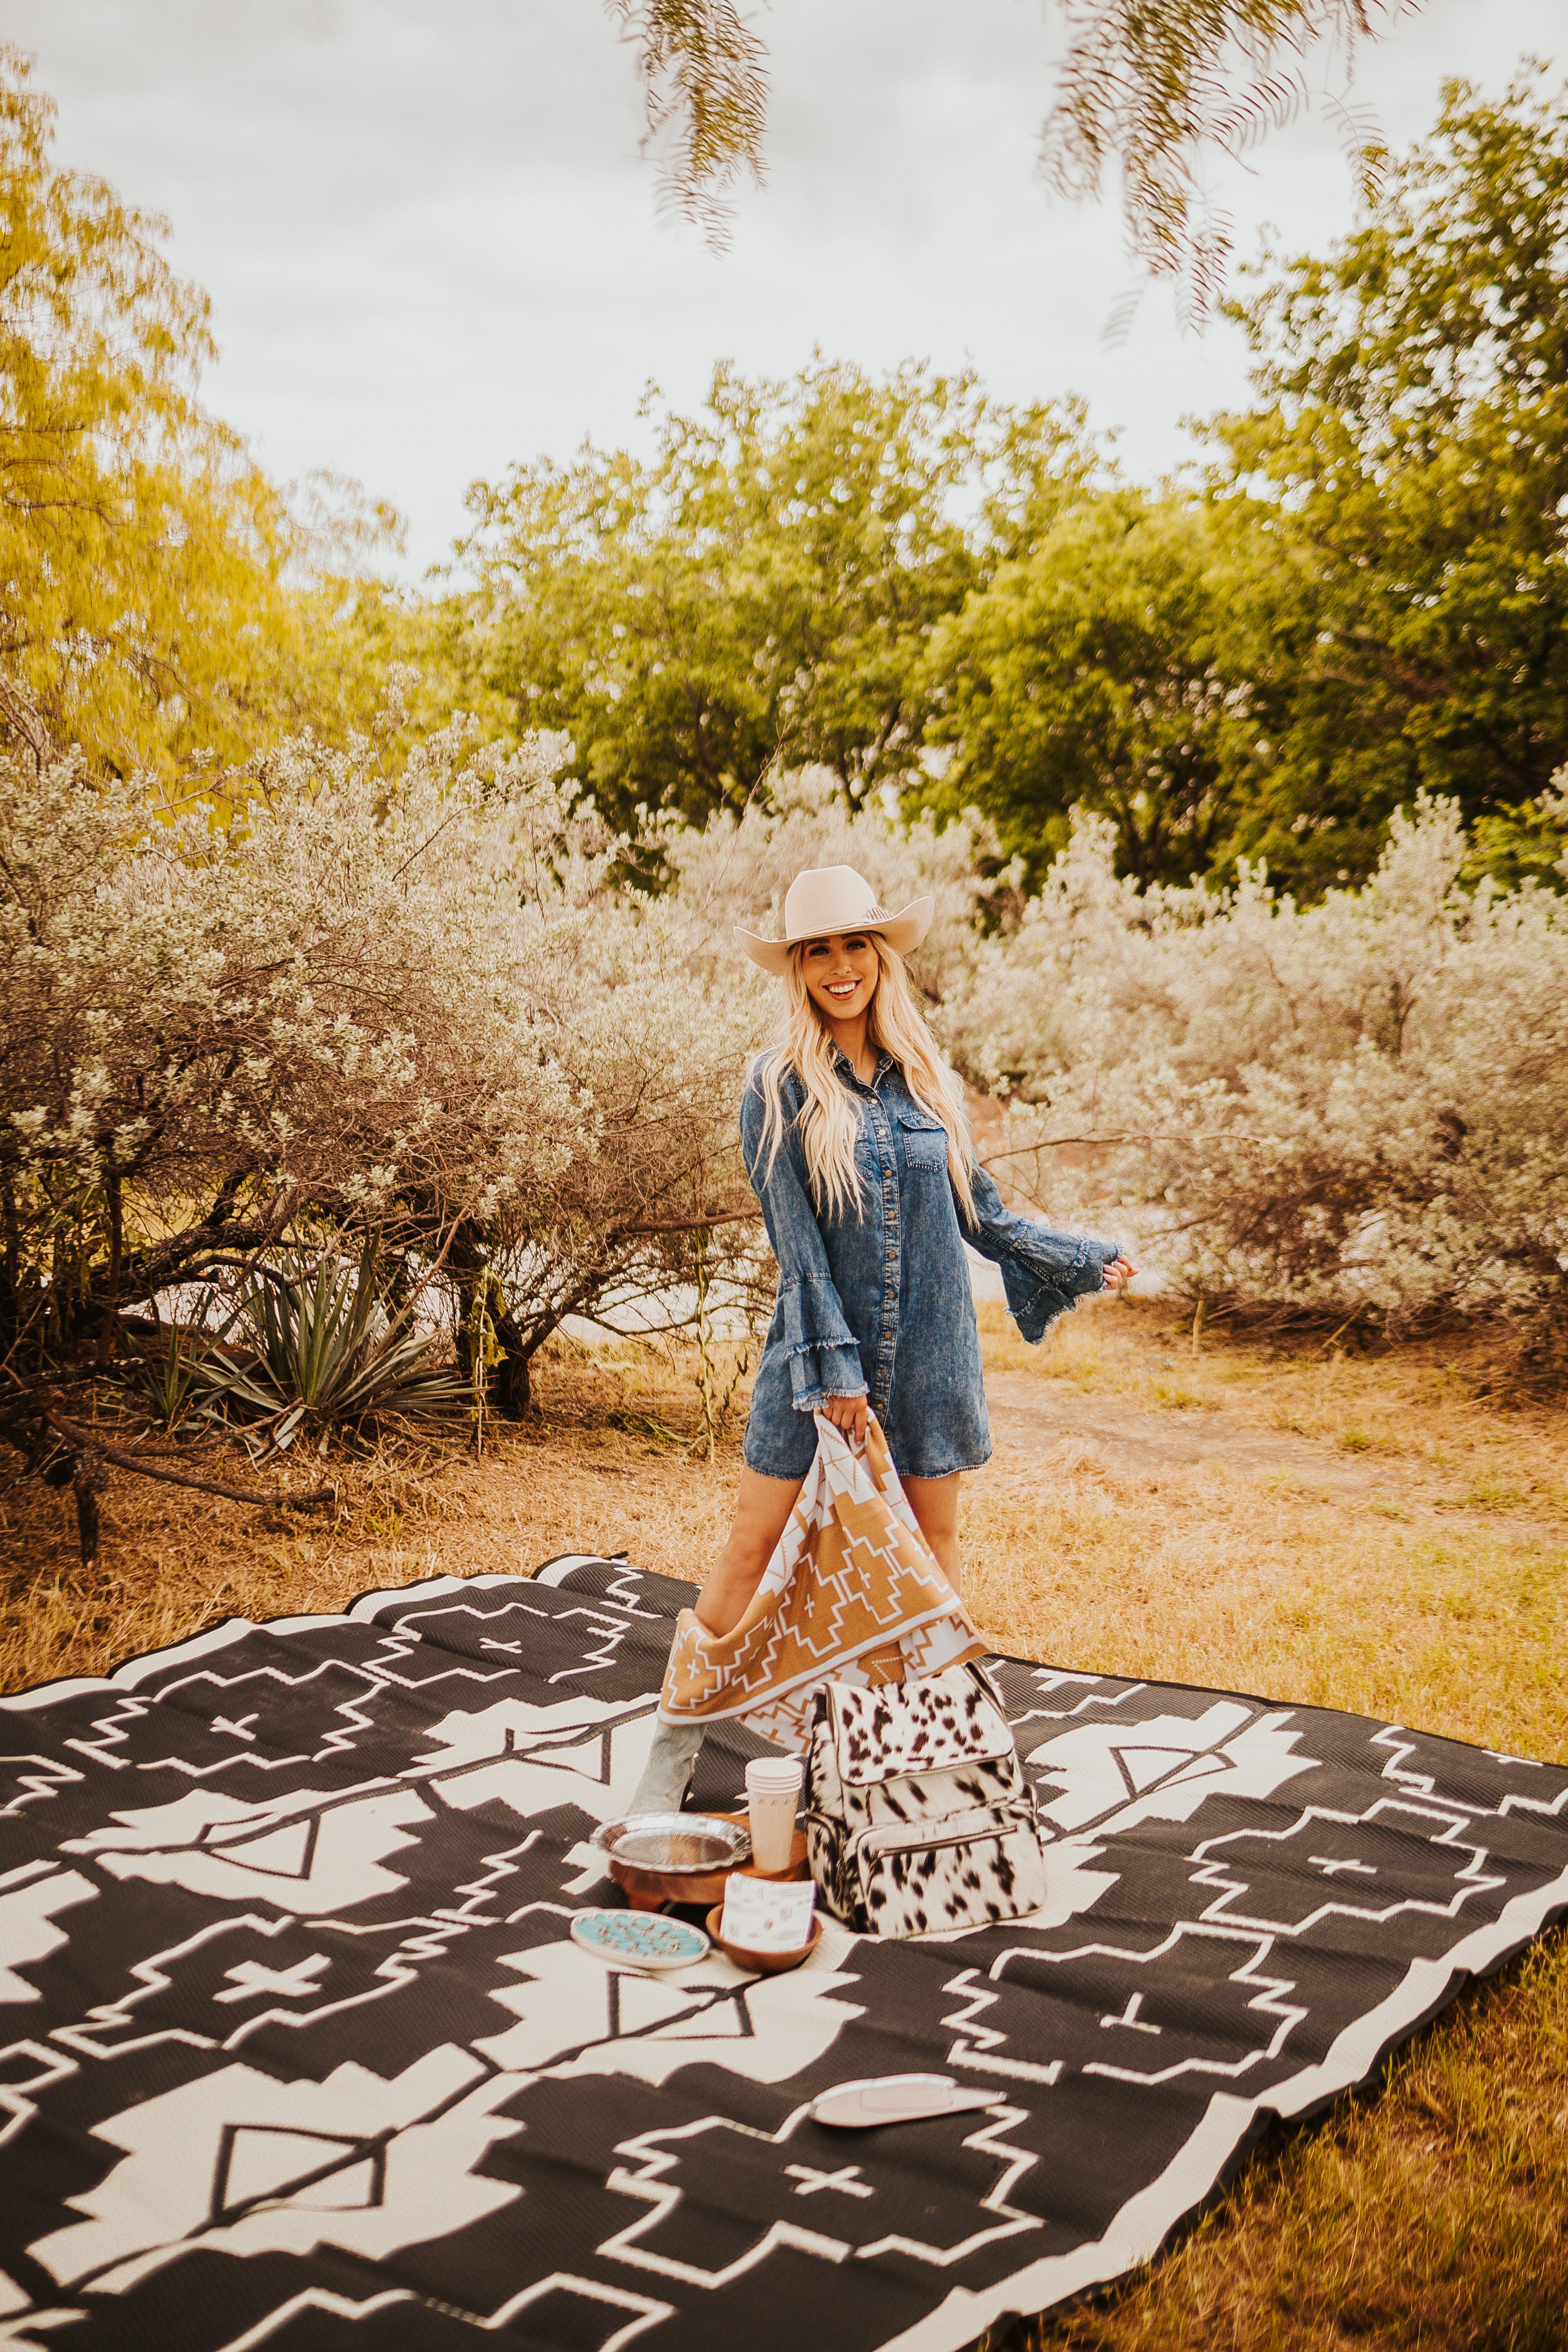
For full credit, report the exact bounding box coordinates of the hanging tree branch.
[0,1384,338,1572]
[606,0,770,246]
[1042,0,1401,316]
[605,1,1414,304]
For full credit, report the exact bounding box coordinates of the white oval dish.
[809,2074,1000,2129]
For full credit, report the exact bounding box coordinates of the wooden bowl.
[612,1860,732,1913]
[705,1906,823,1976]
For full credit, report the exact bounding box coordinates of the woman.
[696,863,1134,1638]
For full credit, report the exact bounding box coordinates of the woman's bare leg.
[903,1472,962,1595]
[693,1467,803,1637]
[627,1470,801,1815]
[698,1467,963,1630]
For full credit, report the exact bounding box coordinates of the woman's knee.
[903,1472,960,1541]
[698,1471,803,1631]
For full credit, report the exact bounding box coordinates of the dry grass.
[4,1303,1567,2345]
[978,1298,1568,1532]
[963,1303,1568,1763]
[0,1341,742,1694]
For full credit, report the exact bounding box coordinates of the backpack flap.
[824,1663,1014,1785]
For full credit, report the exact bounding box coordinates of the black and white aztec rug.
[3,1554,1567,2352]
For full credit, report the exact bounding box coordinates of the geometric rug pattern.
[2,1554,1565,2350]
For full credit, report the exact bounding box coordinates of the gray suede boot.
[627,1719,707,1816]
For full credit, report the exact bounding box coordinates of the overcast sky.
[7,0,1558,574]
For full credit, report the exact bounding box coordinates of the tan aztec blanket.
[658,1412,987,1753]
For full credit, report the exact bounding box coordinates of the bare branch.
[42,1405,339,1513]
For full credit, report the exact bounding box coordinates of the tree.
[1209,66,1568,892]
[609,2,1412,300]
[914,490,1284,887]
[0,49,400,775]
[922,66,1568,900]
[455,357,1096,831]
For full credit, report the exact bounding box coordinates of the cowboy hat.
[734,865,934,975]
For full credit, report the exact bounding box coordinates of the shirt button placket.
[874,1090,898,1412]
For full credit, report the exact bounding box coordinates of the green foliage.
[912,64,1568,897]
[1209,66,1568,892]
[916,490,1289,887]
[1462,782,1568,894]
[469,64,1560,904]
[455,357,1098,832]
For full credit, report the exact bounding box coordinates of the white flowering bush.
[14,661,1564,1492]
[0,705,755,1415]
[944,793,1568,1364]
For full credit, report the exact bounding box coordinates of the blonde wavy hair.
[755,935,976,1220]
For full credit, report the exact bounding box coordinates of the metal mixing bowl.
[590,1813,752,1873]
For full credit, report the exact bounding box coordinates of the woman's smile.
[802,932,880,1025]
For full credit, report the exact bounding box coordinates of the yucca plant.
[122,1308,246,1435]
[200,1250,467,1452]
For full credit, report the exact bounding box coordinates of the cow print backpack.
[803,1661,1049,1936]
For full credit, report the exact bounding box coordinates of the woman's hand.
[822,1391,869,1446]
[1103,1254,1138,1291]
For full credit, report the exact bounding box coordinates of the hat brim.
[733,897,935,974]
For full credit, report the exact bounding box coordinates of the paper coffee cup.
[745,1757,803,1874]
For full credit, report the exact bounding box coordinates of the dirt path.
[983,1368,1559,1543]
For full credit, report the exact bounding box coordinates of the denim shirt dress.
[739,1050,1122,1483]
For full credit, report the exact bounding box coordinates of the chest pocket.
[897,1108,951,1174]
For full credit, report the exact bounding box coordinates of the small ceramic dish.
[705,1906,823,1976]
[590,1812,753,1910]
[570,1908,711,1970]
